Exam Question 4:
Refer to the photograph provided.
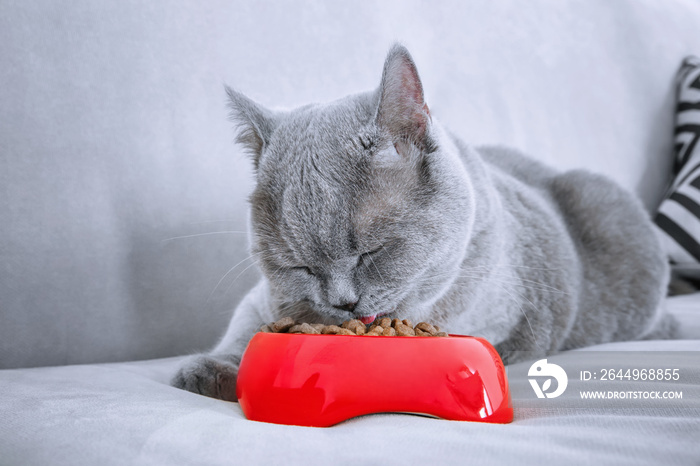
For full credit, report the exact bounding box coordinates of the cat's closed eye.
[357,248,383,267]
[292,266,315,276]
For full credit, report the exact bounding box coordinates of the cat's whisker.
[468,263,561,272]
[274,301,326,325]
[282,303,304,321]
[483,272,569,295]
[415,267,491,283]
[458,275,569,297]
[510,278,569,295]
[416,268,569,296]
[161,230,249,243]
[489,280,542,349]
[187,219,240,225]
[207,252,263,303]
[222,260,262,297]
[462,271,570,296]
[454,320,498,338]
[411,270,563,345]
[272,301,301,320]
[266,267,285,284]
[276,301,298,314]
[457,265,566,288]
[366,254,388,290]
[365,232,399,271]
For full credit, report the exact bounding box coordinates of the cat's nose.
[333,300,358,312]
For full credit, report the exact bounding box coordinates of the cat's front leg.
[170,280,271,401]
[494,324,552,365]
[170,353,241,401]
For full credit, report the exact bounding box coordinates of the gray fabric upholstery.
[2,297,699,465]
[2,0,700,369]
[1,3,699,463]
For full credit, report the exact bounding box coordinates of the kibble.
[341,319,366,335]
[270,316,295,333]
[261,317,448,337]
[394,323,416,336]
[377,317,392,329]
[415,322,438,335]
[310,323,326,332]
[289,323,320,334]
[320,325,343,335]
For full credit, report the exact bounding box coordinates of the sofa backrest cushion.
[3,0,700,368]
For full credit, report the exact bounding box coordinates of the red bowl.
[236,332,513,427]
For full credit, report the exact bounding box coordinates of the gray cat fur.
[171,44,675,400]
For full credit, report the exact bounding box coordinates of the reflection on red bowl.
[236,332,513,427]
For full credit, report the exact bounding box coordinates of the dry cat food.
[259,316,448,337]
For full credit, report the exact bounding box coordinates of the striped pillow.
[655,56,700,265]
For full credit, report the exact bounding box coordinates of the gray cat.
[171,44,675,401]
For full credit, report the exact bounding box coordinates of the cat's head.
[228,44,475,324]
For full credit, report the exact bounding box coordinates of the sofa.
[1,0,699,464]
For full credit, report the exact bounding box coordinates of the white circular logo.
[528,359,568,399]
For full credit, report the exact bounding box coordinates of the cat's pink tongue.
[359,315,376,324]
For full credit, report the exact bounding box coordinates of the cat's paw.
[170,354,239,401]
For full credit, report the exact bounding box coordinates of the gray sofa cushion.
[3,0,700,369]
[3,295,699,465]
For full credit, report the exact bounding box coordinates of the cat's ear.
[225,86,275,170]
[375,44,432,149]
